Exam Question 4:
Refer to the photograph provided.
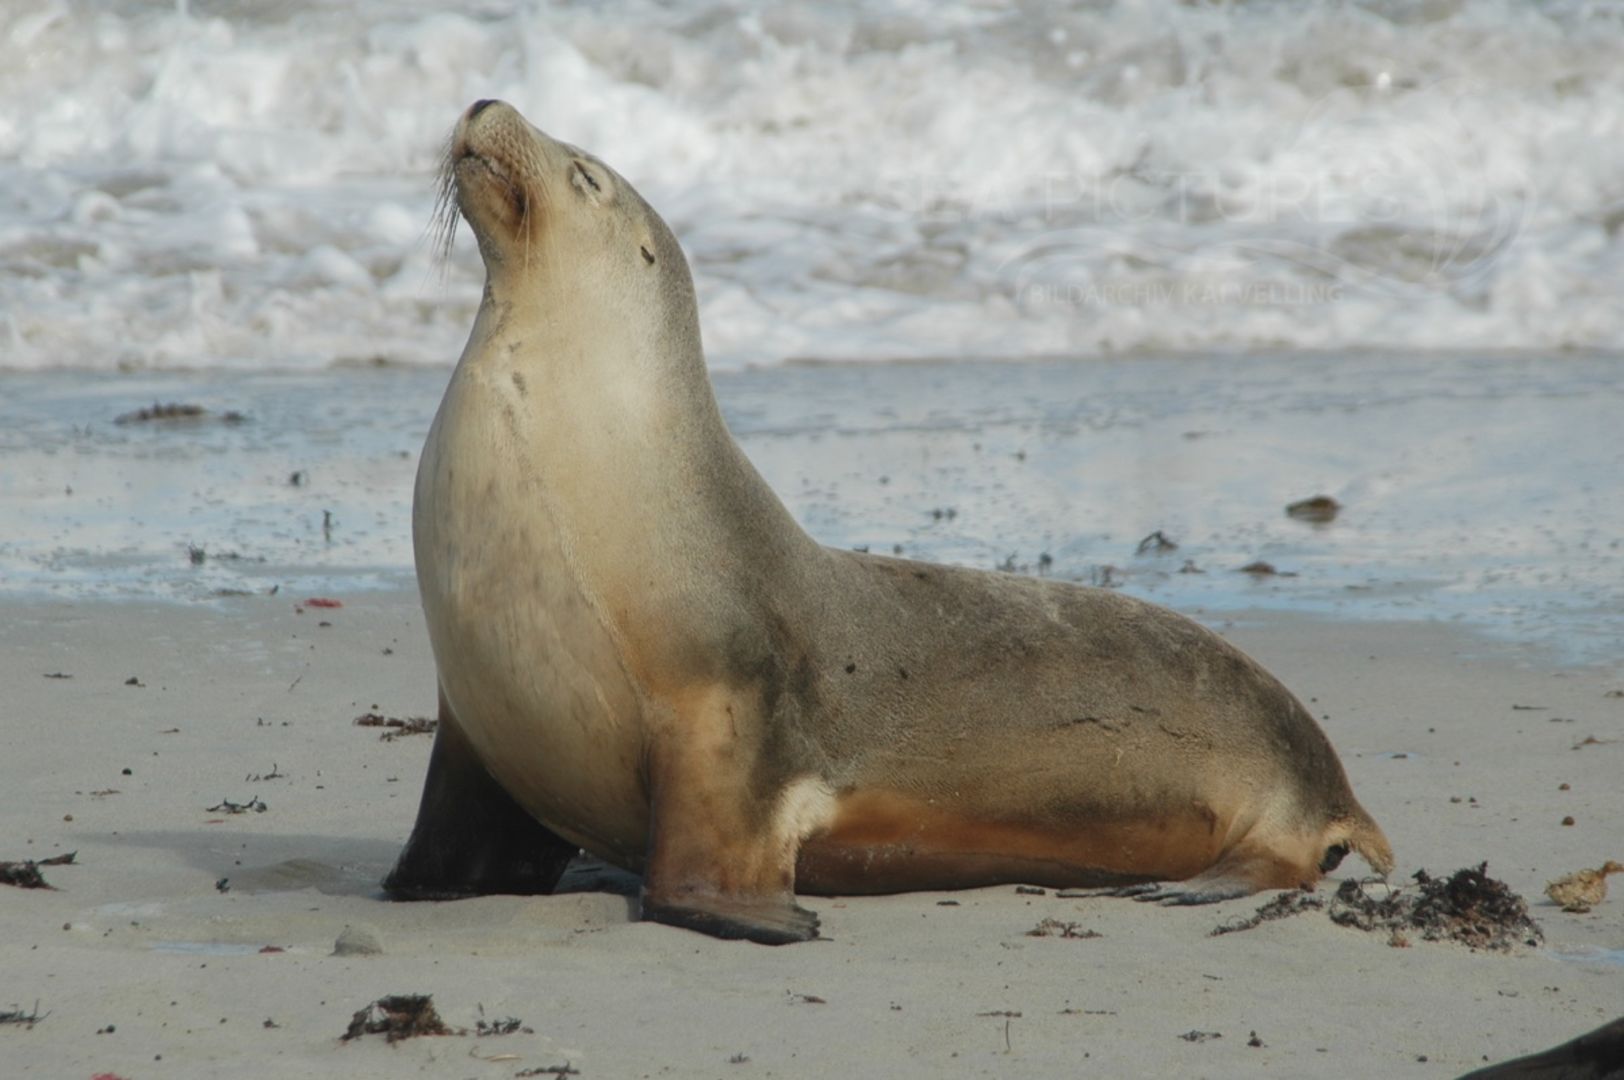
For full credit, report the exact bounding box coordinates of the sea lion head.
[438,99,697,355]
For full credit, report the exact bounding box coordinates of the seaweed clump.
[1330,864,1541,951]
[1210,888,1325,936]
[341,995,463,1043]
[115,403,247,424]
[0,852,75,890]
[1027,917,1102,940]
[354,712,438,741]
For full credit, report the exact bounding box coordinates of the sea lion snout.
[457,96,521,135]
[452,101,543,187]
[445,101,621,263]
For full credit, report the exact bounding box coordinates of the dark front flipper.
[641,888,820,946]
[637,688,820,945]
[1135,849,1315,906]
[383,691,578,900]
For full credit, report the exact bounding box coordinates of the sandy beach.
[3,585,1620,1078]
[3,354,1622,1078]
[5,1,1624,1075]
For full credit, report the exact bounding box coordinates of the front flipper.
[641,889,820,945]
[1112,878,1259,906]
[384,690,579,900]
[637,690,822,945]
[1112,846,1312,906]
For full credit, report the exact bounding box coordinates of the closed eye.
[572,160,601,193]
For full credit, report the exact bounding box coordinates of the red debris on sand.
[304,598,343,608]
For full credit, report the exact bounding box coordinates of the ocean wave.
[2,0,1622,370]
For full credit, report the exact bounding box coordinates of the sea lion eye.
[571,160,602,194]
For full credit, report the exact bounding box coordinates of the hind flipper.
[383,690,578,900]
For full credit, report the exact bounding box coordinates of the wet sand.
[4,354,1622,665]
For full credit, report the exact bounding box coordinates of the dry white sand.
[2,591,1620,1078]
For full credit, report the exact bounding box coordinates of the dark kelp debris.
[206,797,267,815]
[341,995,463,1043]
[116,402,247,425]
[1210,889,1325,936]
[1330,865,1542,950]
[1211,866,1541,949]
[1135,530,1179,555]
[187,546,263,566]
[1238,560,1298,577]
[354,712,438,741]
[1027,918,1102,940]
[0,1002,47,1028]
[515,1066,581,1077]
[0,852,75,890]
[473,1007,533,1036]
[1286,495,1342,523]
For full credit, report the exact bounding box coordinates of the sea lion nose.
[468,99,500,119]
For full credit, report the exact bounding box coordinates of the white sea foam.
[3,0,1623,371]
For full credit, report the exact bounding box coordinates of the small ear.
[571,160,605,201]
[640,245,656,265]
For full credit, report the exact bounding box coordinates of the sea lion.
[1459,1017,1624,1079]
[385,98,1394,945]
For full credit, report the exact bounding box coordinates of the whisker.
[429,131,460,272]
[520,186,532,274]
[531,166,562,285]
[530,163,550,279]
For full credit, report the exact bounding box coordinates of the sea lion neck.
[465,263,715,428]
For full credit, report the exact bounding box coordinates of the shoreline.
[5,353,1623,666]
[3,590,1619,1077]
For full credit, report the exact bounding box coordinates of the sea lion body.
[388,100,1393,943]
